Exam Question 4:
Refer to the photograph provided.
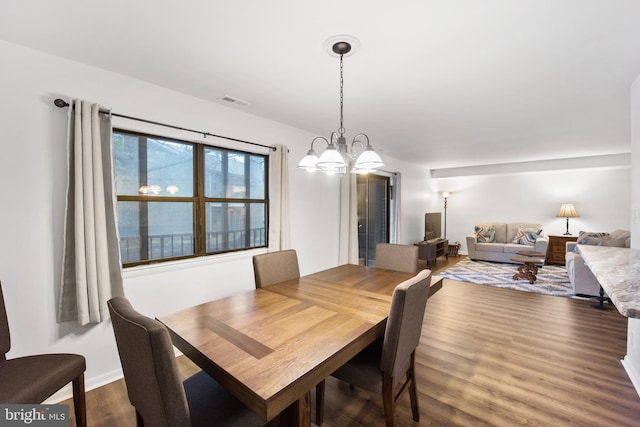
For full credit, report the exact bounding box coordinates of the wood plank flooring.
[62,256,640,426]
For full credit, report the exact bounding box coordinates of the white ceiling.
[2,0,640,169]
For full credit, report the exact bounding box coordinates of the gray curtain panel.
[58,100,124,325]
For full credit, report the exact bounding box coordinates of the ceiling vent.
[217,95,251,107]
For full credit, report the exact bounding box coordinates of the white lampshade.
[317,145,346,169]
[297,149,320,171]
[354,146,384,170]
[556,203,579,218]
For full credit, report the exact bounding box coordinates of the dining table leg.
[266,391,311,427]
[298,391,311,427]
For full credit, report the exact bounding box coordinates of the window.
[113,129,268,266]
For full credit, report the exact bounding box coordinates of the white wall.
[0,40,432,395]
[623,73,640,394]
[632,75,640,243]
[428,164,630,251]
[376,157,435,244]
[0,39,337,389]
[0,38,633,400]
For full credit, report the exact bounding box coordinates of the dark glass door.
[357,174,390,266]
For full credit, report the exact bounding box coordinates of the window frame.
[113,128,269,267]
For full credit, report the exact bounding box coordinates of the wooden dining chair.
[252,249,300,288]
[316,269,432,427]
[375,243,422,273]
[0,281,86,427]
[107,296,263,427]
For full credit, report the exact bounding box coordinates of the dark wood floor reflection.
[63,256,640,426]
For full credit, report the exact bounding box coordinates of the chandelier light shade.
[353,136,384,170]
[297,147,320,171]
[556,203,580,235]
[316,142,346,169]
[298,37,384,174]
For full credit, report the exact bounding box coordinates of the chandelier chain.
[297,38,384,173]
[339,54,344,136]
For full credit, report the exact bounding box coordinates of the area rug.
[439,259,574,297]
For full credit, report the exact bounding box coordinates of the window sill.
[122,248,268,279]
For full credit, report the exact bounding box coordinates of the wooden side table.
[416,239,448,267]
[546,235,578,265]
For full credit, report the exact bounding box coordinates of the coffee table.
[515,250,546,258]
[511,251,546,284]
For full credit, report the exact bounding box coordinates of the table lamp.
[556,203,579,235]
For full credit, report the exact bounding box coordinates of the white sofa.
[466,222,549,263]
[565,229,631,296]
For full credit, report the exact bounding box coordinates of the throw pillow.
[577,231,610,245]
[610,229,631,241]
[511,227,543,245]
[475,226,496,243]
[600,239,625,248]
[585,236,612,246]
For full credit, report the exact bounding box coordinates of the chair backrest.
[107,297,190,427]
[0,281,10,359]
[252,249,300,288]
[375,243,419,274]
[381,269,432,383]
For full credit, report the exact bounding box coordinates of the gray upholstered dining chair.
[316,269,432,427]
[0,281,87,426]
[253,249,323,421]
[107,296,263,427]
[252,249,300,288]
[375,243,422,273]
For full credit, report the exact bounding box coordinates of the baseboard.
[44,367,124,404]
[621,356,640,398]
[43,349,184,404]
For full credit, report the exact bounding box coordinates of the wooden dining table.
[157,264,443,426]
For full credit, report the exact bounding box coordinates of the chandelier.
[298,38,384,175]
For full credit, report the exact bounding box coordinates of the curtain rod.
[53,98,276,151]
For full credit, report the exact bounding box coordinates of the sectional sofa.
[565,229,631,296]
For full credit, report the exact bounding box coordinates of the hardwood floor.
[62,256,640,426]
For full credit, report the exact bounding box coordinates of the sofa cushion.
[504,244,527,254]
[577,231,610,244]
[475,226,496,243]
[475,243,505,253]
[511,226,542,246]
